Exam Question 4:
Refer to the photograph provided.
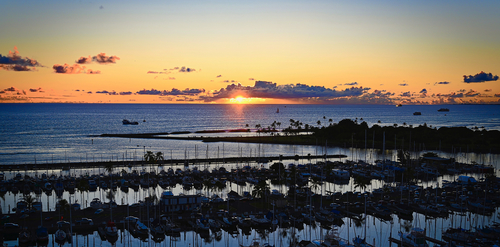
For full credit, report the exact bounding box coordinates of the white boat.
[332,169,350,180]
[398,228,428,247]
[90,198,102,209]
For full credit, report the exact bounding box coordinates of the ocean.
[1,103,499,165]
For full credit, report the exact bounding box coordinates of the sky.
[1,0,499,104]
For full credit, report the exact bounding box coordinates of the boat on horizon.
[396,103,403,107]
[413,112,421,115]
[122,119,139,125]
[437,108,449,112]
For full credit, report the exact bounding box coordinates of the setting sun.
[228,96,267,104]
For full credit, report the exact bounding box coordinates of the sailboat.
[398,228,429,247]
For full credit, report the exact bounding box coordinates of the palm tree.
[58,199,70,218]
[22,194,37,212]
[353,176,370,193]
[252,180,270,201]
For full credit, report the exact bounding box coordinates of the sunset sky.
[1,0,499,104]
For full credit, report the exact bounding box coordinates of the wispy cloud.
[136,88,205,96]
[344,82,358,86]
[52,64,101,74]
[0,47,43,71]
[434,81,450,85]
[398,83,409,86]
[463,71,499,83]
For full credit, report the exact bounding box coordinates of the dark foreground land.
[100,119,500,154]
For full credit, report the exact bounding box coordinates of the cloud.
[419,89,427,94]
[495,93,500,97]
[201,81,370,102]
[216,75,222,78]
[92,53,120,64]
[96,90,111,94]
[52,64,100,74]
[465,89,480,97]
[167,77,175,80]
[344,82,358,86]
[165,66,197,73]
[463,71,499,83]
[147,71,159,74]
[137,88,205,96]
[99,5,104,9]
[4,87,17,92]
[400,91,411,97]
[248,78,255,81]
[434,81,450,85]
[0,47,43,71]
[398,83,409,86]
[30,87,43,92]
[178,66,195,72]
[76,56,92,64]
[119,91,132,95]
[223,80,237,83]
[485,89,492,92]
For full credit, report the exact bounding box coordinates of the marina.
[1,152,499,246]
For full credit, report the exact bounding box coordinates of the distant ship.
[276,108,279,113]
[438,108,450,112]
[122,119,139,125]
[396,104,403,107]
[413,112,422,115]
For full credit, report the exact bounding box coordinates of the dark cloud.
[419,89,427,94]
[52,64,100,74]
[434,81,450,85]
[96,90,110,94]
[399,83,409,86]
[76,56,92,64]
[216,75,222,78]
[4,87,17,92]
[248,78,255,81]
[30,87,43,92]
[92,53,120,64]
[137,89,163,95]
[223,80,237,83]
[201,81,370,101]
[465,89,480,97]
[87,91,92,94]
[119,91,133,95]
[147,71,159,74]
[463,71,499,83]
[485,89,492,92]
[99,5,104,9]
[178,66,195,72]
[344,82,358,86]
[494,93,500,97]
[137,88,205,96]
[165,66,197,73]
[400,91,411,97]
[0,47,43,71]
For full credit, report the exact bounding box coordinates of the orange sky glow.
[1,1,499,104]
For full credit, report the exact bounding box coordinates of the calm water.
[1,103,500,246]
[1,103,499,165]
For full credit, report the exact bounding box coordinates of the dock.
[389,236,447,246]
